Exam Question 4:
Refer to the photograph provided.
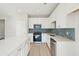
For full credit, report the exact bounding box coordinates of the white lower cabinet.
[17,47,22,56]
[54,42,75,56]
[8,46,24,56]
[8,40,30,56]
[50,37,75,56]
[8,49,19,56]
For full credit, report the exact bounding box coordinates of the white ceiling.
[0,3,58,18]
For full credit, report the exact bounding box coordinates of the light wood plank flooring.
[28,43,51,56]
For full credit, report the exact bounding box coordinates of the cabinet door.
[20,40,30,56]
[9,40,30,56]
[17,48,22,56]
[8,49,18,56]
[23,40,30,56]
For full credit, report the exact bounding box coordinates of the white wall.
[49,3,79,55]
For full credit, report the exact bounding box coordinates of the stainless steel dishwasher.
[50,38,56,56]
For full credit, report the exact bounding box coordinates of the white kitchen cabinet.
[8,49,19,56]
[8,45,23,56]
[50,35,75,56]
[8,14,30,56]
[8,39,30,56]
[22,39,30,56]
[46,34,50,48]
[55,42,75,56]
[50,39,75,56]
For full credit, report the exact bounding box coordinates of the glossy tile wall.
[29,28,75,41]
[51,28,75,41]
[29,28,51,33]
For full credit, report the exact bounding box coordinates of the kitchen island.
[47,33,75,56]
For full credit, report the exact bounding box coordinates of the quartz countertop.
[47,33,74,42]
[0,37,28,56]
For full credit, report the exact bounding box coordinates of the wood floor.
[28,43,51,56]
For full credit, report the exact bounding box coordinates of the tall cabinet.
[8,14,30,56]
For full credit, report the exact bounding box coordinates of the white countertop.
[48,33,74,42]
[0,37,28,56]
[50,36,73,42]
